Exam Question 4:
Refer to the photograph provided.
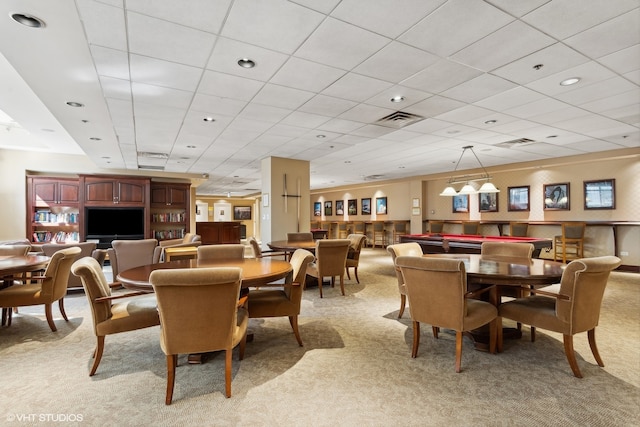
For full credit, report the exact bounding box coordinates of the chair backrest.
[150,267,242,355]
[510,222,528,237]
[462,221,480,235]
[387,243,423,288]
[42,242,98,289]
[40,246,81,302]
[556,256,621,333]
[247,237,263,258]
[373,222,385,232]
[346,234,367,262]
[562,222,586,240]
[481,242,533,258]
[71,257,115,332]
[183,233,201,243]
[286,249,316,299]
[429,221,444,233]
[394,222,407,232]
[396,256,467,331]
[197,244,245,260]
[0,245,31,256]
[287,232,313,242]
[108,239,160,278]
[314,239,350,276]
[353,222,365,234]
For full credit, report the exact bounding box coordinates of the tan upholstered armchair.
[248,236,286,259]
[106,239,161,288]
[306,239,350,298]
[498,256,621,378]
[71,257,160,376]
[480,241,533,258]
[197,244,245,260]
[0,246,80,331]
[158,233,201,260]
[41,242,106,291]
[387,242,423,318]
[345,233,367,284]
[150,267,248,404]
[287,232,313,242]
[248,248,315,346]
[396,256,498,372]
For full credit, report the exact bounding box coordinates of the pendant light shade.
[458,183,477,195]
[478,181,500,193]
[439,186,458,196]
[439,146,500,196]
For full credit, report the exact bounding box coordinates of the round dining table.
[117,257,293,292]
[267,240,317,252]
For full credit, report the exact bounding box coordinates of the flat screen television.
[85,207,145,239]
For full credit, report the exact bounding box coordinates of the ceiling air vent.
[138,165,165,171]
[375,111,425,129]
[496,138,535,148]
[137,151,169,159]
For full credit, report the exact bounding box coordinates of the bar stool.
[392,221,408,244]
[428,220,444,234]
[462,221,480,235]
[372,221,387,248]
[509,222,529,237]
[553,222,586,263]
[337,222,348,238]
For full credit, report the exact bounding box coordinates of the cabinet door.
[117,180,146,204]
[167,186,187,206]
[57,181,80,204]
[150,186,169,205]
[84,180,116,203]
[32,178,79,206]
[33,180,57,205]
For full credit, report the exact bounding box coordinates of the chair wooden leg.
[455,331,463,373]
[411,321,420,358]
[90,336,105,376]
[489,319,497,355]
[318,276,323,298]
[45,303,57,332]
[354,267,359,284]
[588,328,604,367]
[289,316,303,346]
[58,298,68,321]
[563,334,583,378]
[225,349,232,398]
[346,267,351,280]
[497,317,503,353]
[531,326,536,342]
[398,294,406,318]
[165,354,176,405]
[339,276,345,296]
[432,326,439,339]
[238,332,246,360]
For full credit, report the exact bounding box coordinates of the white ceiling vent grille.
[375,111,425,129]
[496,138,535,148]
[137,151,169,159]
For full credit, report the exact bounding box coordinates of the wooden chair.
[396,256,497,372]
[197,244,245,260]
[392,221,408,244]
[71,257,160,376]
[509,222,528,237]
[345,234,367,284]
[387,243,423,319]
[553,222,586,263]
[248,249,315,346]
[337,222,348,238]
[150,267,247,403]
[462,221,480,235]
[306,239,350,298]
[498,256,621,377]
[429,220,444,234]
[371,222,387,248]
[352,221,365,236]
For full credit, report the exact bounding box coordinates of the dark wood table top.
[0,255,50,277]
[117,258,293,292]
[267,240,317,252]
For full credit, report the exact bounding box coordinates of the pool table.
[398,233,553,258]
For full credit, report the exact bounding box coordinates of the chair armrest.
[237,295,248,308]
[94,291,150,302]
[465,285,495,299]
[527,287,570,300]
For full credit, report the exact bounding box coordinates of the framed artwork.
[452,194,469,213]
[336,200,344,215]
[508,186,530,211]
[544,183,570,210]
[478,192,498,212]
[324,201,332,216]
[233,206,251,220]
[314,202,321,216]
[376,197,387,215]
[361,198,371,215]
[412,198,420,208]
[584,179,616,210]
[262,193,269,207]
[347,199,357,215]
[412,207,421,216]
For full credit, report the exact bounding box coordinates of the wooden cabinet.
[196,222,241,244]
[150,183,191,241]
[82,176,149,206]
[27,177,80,243]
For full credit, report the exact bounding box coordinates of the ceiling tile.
[198,70,264,101]
[190,93,247,117]
[440,74,517,103]
[270,57,346,92]
[76,0,127,50]
[132,82,193,109]
[563,9,640,58]
[126,0,232,33]
[206,37,289,82]
[298,94,358,117]
[252,84,315,110]
[321,73,392,103]
[354,41,440,83]
[129,54,202,91]
[402,59,483,94]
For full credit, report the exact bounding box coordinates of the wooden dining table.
[0,254,51,325]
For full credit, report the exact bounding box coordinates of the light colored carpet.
[1,249,638,426]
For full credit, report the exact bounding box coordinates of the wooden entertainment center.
[27,175,191,247]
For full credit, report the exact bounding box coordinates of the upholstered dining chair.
[107,239,161,288]
[387,242,423,319]
[71,257,160,376]
[150,267,248,404]
[197,244,246,260]
[287,232,314,242]
[248,236,285,259]
[306,239,350,298]
[345,234,367,284]
[0,246,80,331]
[553,222,586,263]
[248,248,315,346]
[462,221,480,235]
[0,244,31,256]
[395,256,498,372]
[498,256,621,378]
[42,241,104,291]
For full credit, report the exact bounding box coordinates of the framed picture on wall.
[478,192,498,212]
[361,198,371,215]
[336,200,344,215]
[452,194,469,213]
[314,202,321,216]
[324,201,332,216]
[544,183,570,210]
[584,179,615,209]
[348,199,357,215]
[233,206,251,220]
[376,197,387,215]
[508,186,530,211]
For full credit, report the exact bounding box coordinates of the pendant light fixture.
[439,146,499,196]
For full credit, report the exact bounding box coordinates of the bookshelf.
[150,182,191,241]
[27,177,80,243]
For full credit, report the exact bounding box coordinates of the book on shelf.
[34,211,79,224]
[151,212,185,223]
[152,229,186,240]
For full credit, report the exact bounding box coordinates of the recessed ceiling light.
[345,160,351,164]
[66,101,84,107]
[203,117,215,122]
[484,120,497,124]
[11,13,45,28]
[316,134,326,138]
[237,58,256,68]
[81,119,89,123]
[547,135,558,138]
[447,130,461,134]
[187,145,196,148]
[89,137,101,141]
[560,77,581,86]
[391,96,405,103]
[533,64,543,70]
